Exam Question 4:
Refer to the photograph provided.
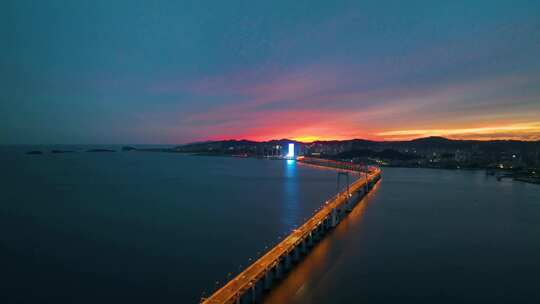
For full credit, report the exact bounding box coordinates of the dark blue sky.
[2,1,540,144]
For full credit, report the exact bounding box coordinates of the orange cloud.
[376,122,540,141]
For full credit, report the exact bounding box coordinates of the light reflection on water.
[283,159,299,231]
[264,182,380,304]
[0,149,349,303]
[264,168,540,304]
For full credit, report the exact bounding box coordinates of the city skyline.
[2,1,540,144]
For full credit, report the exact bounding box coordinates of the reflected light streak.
[283,159,299,231]
[264,179,381,304]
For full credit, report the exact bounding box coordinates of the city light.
[286,143,295,159]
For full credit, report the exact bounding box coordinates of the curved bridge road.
[201,162,381,304]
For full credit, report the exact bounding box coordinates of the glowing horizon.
[376,122,540,141]
[198,120,540,144]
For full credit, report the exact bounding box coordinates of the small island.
[86,149,116,153]
[51,150,76,154]
[122,146,137,151]
[26,150,43,155]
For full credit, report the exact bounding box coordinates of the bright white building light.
[286,143,295,158]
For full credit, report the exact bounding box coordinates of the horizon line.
[3,135,540,146]
[183,135,540,145]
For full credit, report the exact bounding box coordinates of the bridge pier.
[292,246,301,262]
[364,176,369,193]
[353,194,360,209]
[251,280,264,303]
[300,239,308,254]
[345,196,352,212]
[312,227,320,241]
[284,252,293,270]
[273,262,282,279]
[238,289,252,304]
[263,270,273,290]
[331,207,339,227]
[323,216,329,229]
[352,189,363,206]
[316,224,323,239]
[307,232,314,247]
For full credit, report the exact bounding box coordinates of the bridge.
[201,159,382,304]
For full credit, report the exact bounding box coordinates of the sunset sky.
[2,1,540,144]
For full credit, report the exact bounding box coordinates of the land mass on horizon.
[168,136,540,177]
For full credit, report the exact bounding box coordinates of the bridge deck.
[201,166,381,304]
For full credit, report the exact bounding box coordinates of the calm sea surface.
[1,146,539,303]
[265,167,540,304]
[1,146,352,303]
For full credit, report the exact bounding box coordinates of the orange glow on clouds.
[203,120,540,143]
[291,136,325,142]
[171,62,540,144]
[377,121,540,141]
[211,120,540,143]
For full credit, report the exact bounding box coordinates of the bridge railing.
[298,157,372,173]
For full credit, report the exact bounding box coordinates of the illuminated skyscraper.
[286,143,295,159]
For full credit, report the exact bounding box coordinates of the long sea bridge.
[201,158,382,304]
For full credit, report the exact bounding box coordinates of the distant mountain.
[335,148,420,161]
[176,136,539,151]
[170,136,540,168]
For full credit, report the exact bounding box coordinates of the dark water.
[0,146,352,303]
[264,167,540,304]
[2,148,539,304]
